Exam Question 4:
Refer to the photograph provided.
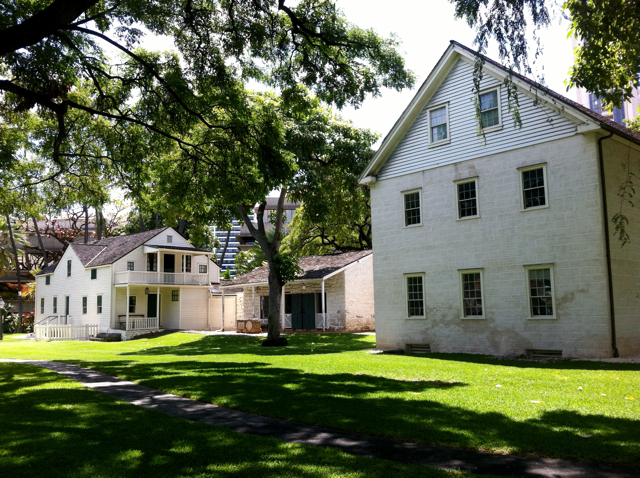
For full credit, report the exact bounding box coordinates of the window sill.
[527,316,557,320]
[405,316,427,320]
[428,139,451,148]
[460,316,486,320]
[481,124,503,134]
[520,204,549,212]
[456,215,480,222]
[403,223,423,229]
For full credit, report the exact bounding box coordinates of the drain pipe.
[598,132,619,357]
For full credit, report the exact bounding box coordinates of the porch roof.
[222,250,372,288]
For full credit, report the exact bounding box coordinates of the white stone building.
[222,250,374,333]
[360,41,640,358]
[34,227,219,339]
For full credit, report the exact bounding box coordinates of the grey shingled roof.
[226,250,372,287]
[38,262,58,275]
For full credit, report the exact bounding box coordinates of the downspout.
[598,132,619,357]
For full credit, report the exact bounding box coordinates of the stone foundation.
[236,319,262,334]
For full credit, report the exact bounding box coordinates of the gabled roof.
[39,262,58,275]
[224,250,372,287]
[360,40,640,182]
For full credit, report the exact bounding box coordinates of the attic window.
[428,104,449,144]
[167,235,173,243]
[479,88,501,130]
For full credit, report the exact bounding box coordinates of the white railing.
[127,317,159,330]
[35,324,98,342]
[114,271,209,285]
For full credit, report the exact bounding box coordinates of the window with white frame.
[459,270,484,318]
[403,190,421,227]
[429,105,449,143]
[520,165,547,209]
[479,88,501,129]
[53,297,57,314]
[455,178,479,219]
[82,296,87,314]
[67,259,72,277]
[172,290,179,301]
[45,275,50,285]
[40,297,45,314]
[525,265,555,317]
[167,235,173,243]
[97,295,102,314]
[127,261,134,271]
[405,274,425,318]
[199,264,207,274]
[129,296,137,313]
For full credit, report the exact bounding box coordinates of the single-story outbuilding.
[222,250,374,333]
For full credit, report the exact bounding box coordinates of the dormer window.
[167,235,173,243]
[428,104,449,145]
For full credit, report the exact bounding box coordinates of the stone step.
[90,333,122,342]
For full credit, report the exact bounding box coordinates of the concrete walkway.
[2,359,637,478]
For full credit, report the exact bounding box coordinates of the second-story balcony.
[115,271,210,286]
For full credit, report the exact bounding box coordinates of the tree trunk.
[139,214,144,232]
[5,215,22,333]
[267,265,284,340]
[96,208,103,241]
[83,205,89,243]
[178,218,185,235]
[32,217,48,267]
[218,229,231,272]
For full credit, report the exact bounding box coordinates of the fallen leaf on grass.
[625,397,635,401]
[602,394,607,396]
[578,386,583,391]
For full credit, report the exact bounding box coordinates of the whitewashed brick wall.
[604,137,640,356]
[371,134,615,358]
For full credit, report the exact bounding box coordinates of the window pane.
[528,268,553,316]
[480,91,498,111]
[457,181,477,218]
[462,273,483,316]
[404,192,421,226]
[407,276,424,317]
[522,168,546,208]
[430,107,448,142]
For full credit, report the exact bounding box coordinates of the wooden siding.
[161,290,180,329]
[378,59,578,180]
[145,229,192,247]
[179,288,209,329]
[34,247,111,331]
[209,295,237,330]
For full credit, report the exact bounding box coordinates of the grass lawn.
[0,362,488,478]
[1,332,639,465]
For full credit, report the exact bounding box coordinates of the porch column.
[221,288,225,331]
[322,279,326,332]
[126,285,130,331]
[156,286,160,329]
[280,285,285,331]
[252,286,255,318]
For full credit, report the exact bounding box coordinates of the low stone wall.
[236,319,262,334]
[117,328,162,341]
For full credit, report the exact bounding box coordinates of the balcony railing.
[114,271,209,285]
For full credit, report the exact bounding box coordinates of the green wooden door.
[147,294,157,318]
[302,294,316,329]
[291,294,303,329]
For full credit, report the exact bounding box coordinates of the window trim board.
[524,264,557,319]
[404,272,426,319]
[458,269,486,319]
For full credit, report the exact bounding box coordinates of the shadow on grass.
[0,363,461,478]
[409,353,640,372]
[71,358,640,465]
[120,333,374,357]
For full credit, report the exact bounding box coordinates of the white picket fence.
[34,324,98,342]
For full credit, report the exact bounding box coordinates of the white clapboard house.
[360,41,640,358]
[34,227,219,339]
